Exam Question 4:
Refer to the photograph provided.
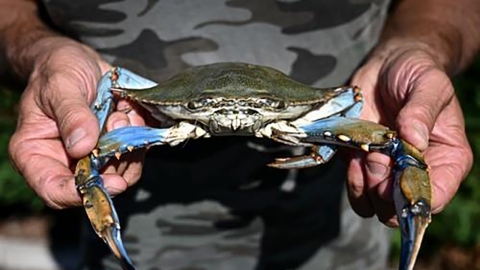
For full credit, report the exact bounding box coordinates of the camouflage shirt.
[42,1,392,270]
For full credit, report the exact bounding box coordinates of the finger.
[116,99,147,127]
[364,152,396,226]
[424,144,472,213]
[103,111,144,187]
[418,97,472,213]
[395,70,453,151]
[101,174,130,197]
[9,135,81,209]
[364,152,391,201]
[103,150,145,187]
[18,157,129,209]
[39,73,101,158]
[106,111,131,131]
[368,187,397,227]
[10,130,134,208]
[347,153,375,217]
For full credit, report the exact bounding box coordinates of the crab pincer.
[392,140,432,270]
[76,157,135,270]
[74,67,158,270]
[268,117,432,270]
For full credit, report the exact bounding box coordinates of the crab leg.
[270,117,432,270]
[269,145,337,169]
[75,67,157,270]
[76,156,135,270]
[388,135,431,270]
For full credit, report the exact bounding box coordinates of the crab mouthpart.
[209,109,262,135]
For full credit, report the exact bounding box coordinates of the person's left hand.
[347,43,473,226]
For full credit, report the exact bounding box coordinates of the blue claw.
[91,72,115,131]
[397,201,430,270]
[75,67,159,270]
[92,67,157,133]
[77,175,136,270]
[394,164,431,270]
[95,126,170,162]
[112,67,157,89]
[103,220,137,270]
[271,117,432,270]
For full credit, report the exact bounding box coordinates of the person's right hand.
[8,37,145,209]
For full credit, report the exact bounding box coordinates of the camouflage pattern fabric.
[41,1,392,269]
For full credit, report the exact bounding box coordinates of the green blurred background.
[0,58,479,269]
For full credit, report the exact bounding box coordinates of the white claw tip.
[337,134,351,142]
[360,144,370,152]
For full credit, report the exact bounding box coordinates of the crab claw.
[397,202,430,270]
[77,174,136,270]
[394,160,432,270]
[265,116,432,270]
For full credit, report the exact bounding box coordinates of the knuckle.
[35,171,75,210]
[6,144,73,210]
[40,68,96,109]
[400,104,433,126]
[43,198,65,210]
[463,145,474,171]
[7,131,32,176]
[125,168,142,187]
[38,73,65,110]
[57,105,89,130]
[347,176,365,197]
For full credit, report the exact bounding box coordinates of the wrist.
[0,1,107,79]
[375,0,480,76]
[18,36,108,80]
[374,32,460,76]
[8,33,64,77]
[0,0,59,78]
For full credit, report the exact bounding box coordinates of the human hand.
[8,37,145,209]
[348,42,473,226]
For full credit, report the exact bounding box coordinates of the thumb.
[394,69,453,151]
[41,72,101,158]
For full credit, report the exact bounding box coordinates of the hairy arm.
[0,0,58,77]
[0,0,108,80]
[379,0,480,74]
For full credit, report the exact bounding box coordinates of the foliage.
[0,86,44,212]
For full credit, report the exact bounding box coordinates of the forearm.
[0,0,70,78]
[376,0,480,75]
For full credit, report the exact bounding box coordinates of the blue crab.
[74,62,432,270]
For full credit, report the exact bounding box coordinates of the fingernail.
[366,161,388,178]
[414,122,428,144]
[66,128,86,149]
[112,119,129,129]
